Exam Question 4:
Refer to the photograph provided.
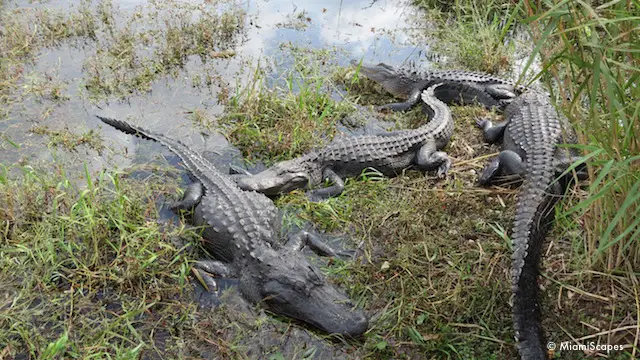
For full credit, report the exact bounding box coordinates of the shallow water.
[1,0,424,175]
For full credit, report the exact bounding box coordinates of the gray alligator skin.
[235,83,454,199]
[476,90,582,359]
[97,115,368,337]
[354,60,529,112]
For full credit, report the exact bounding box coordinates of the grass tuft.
[217,47,357,162]
[0,165,200,358]
[520,0,640,272]
[412,0,518,74]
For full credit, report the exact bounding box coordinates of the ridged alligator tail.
[97,115,369,337]
[234,82,454,198]
[476,90,583,359]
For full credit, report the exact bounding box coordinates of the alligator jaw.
[236,159,313,195]
[257,258,368,337]
[236,170,310,195]
[355,61,417,99]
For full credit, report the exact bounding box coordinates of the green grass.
[82,0,245,100]
[412,0,518,74]
[0,164,197,358]
[217,47,358,162]
[515,0,639,270]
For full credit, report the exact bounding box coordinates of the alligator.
[476,90,583,359]
[353,60,529,112]
[235,83,454,199]
[97,115,369,337]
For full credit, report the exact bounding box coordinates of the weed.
[0,165,196,358]
[217,47,357,162]
[29,125,105,152]
[412,0,517,74]
[520,1,640,272]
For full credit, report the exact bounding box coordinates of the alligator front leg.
[476,118,509,144]
[169,181,204,211]
[478,150,526,186]
[192,259,237,292]
[306,169,345,201]
[375,88,422,112]
[287,230,355,259]
[415,142,451,178]
[227,164,255,183]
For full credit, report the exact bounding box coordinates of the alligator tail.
[96,115,223,190]
[511,161,563,360]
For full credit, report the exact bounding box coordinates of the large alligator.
[476,91,582,359]
[97,115,369,337]
[235,83,454,199]
[354,60,529,112]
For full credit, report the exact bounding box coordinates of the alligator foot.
[195,259,236,277]
[287,230,353,259]
[305,169,345,201]
[436,156,452,178]
[555,155,589,181]
[476,118,508,144]
[415,144,451,178]
[375,88,421,112]
[479,150,525,186]
[169,182,203,211]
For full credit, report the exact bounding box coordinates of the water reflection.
[1,0,422,175]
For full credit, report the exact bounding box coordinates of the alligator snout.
[236,170,309,195]
[260,276,369,337]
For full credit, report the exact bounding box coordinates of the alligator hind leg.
[476,118,508,144]
[415,142,451,178]
[478,150,525,186]
[287,231,355,259]
[305,169,345,201]
[169,182,203,211]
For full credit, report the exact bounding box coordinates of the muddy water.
[1,0,423,357]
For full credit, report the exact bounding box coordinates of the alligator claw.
[192,267,218,293]
[436,161,451,178]
[475,118,490,129]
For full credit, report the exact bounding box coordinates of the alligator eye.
[292,283,307,295]
[264,292,289,304]
[306,266,323,284]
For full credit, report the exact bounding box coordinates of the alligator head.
[352,60,417,99]
[236,158,313,196]
[240,250,368,337]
